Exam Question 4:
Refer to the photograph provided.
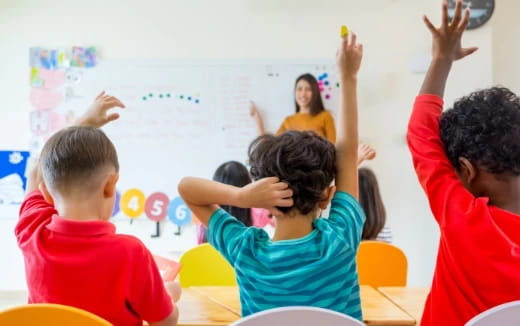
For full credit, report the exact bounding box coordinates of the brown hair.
[40,126,119,194]
[294,73,326,116]
[358,167,386,240]
[248,131,336,215]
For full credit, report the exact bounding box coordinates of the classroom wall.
[0,0,506,290]
[492,0,520,92]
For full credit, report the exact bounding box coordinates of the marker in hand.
[340,25,349,37]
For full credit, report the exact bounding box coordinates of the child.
[408,1,520,324]
[358,167,393,243]
[196,161,274,244]
[249,73,336,143]
[179,33,364,319]
[16,92,178,326]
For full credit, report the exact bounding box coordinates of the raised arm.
[25,92,125,194]
[419,1,477,97]
[407,0,478,225]
[178,177,292,226]
[249,101,266,135]
[335,32,363,198]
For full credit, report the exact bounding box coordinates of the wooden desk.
[360,286,416,326]
[191,286,416,326]
[177,288,240,326]
[190,286,240,316]
[377,287,430,325]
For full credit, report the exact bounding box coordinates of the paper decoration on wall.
[30,47,96,70]
[28,46,97,147]
[71,47,97,68]
[0,151,30,205]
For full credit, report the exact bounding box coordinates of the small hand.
[336,31,363,79]
[423,0,478,62]
[249,101,260,119]
[76,91,126,128]
[358,144,376,164]
[239,177,293,214]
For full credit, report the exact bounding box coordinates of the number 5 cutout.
[145,192,170,222]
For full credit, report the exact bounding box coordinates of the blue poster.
[0,151,30,205]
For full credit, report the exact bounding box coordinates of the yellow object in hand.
[340,25,349,37]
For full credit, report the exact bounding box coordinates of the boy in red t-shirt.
[16,92,178,326]
[408,1,520,325]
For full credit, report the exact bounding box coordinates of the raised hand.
[336,31,363,80]
[358,144,376,165]
[423,0,478,62]
[75,91,126,128]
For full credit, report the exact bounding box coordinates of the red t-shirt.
[407,94,520,326]
[15,191,174,326]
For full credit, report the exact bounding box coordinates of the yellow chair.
[179,243,237,287]
[356,240,408,287]
[0,303,112,326]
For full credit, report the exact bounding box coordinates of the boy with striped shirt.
[179,33,364,320]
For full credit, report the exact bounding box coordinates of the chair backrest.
[356,240,407,287]
[230,306,365,326]
[465,301,520,326]
[0,303,112,326]
[179,243,237,287]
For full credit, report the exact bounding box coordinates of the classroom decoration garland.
[113,188,194,227]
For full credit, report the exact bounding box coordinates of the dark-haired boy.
[179,34,365,319]
[407,1,520,325]
[16,93,178,326]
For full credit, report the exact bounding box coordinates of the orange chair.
[356,240,407,287]
[0,303,112,326]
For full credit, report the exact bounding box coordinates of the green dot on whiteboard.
[180,95,184,99]
[336,82,340,88]
[166,93,171,98]
[149,93,153,97]
[159,94,163,98]
[142,96,147,101]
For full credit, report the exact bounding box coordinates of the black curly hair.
[248,131,337,215]
[440,86,520,175]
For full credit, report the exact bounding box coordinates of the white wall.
[0,0,501,290]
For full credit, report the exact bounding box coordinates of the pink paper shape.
[153,256,182,282]
[39,69,66,88]
[30,88,63,110]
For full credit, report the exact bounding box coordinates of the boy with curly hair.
[408,1,520,325]
[179,33,365,319]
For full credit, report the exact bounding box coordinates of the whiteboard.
[27,61,342,253]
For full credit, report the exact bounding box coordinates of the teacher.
[250,73,336,143]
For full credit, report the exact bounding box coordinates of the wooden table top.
[191,285,417,326]
[377,287,430,325]
[177,288,240,326]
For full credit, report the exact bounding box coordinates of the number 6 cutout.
[168,197,192,226]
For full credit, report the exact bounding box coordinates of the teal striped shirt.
[207,191,365,320]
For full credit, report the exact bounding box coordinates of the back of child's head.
[248,131,336,215]
[40,126,119,197]
[358,167,386,240]
[440,87,520,176]
[213,161,252,226]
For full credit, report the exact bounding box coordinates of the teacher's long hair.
[294,73,326,116]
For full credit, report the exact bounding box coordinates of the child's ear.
[103,173,119,198]
[318,185,336,209]
[39,182,54,205]
[458,157,477,186]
